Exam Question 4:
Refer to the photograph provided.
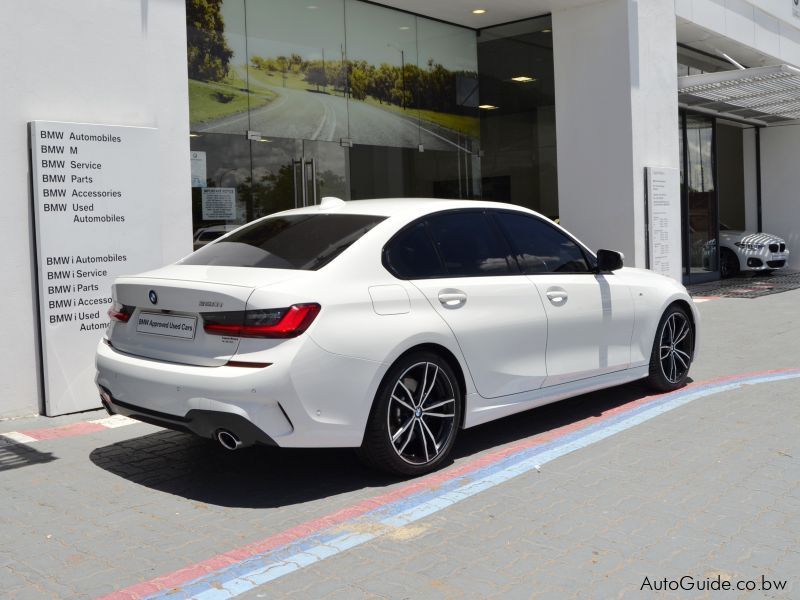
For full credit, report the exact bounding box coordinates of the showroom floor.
[688,269,800,299]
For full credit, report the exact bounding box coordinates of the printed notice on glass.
[201,187,236,220]
[30,121,163,416]
[645,167,681,282]
[190,150,207,187]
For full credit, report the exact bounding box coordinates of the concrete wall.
[0,0,192,418]
[758,124,800,268]
[676,0,800,66]
[552,0,680,272]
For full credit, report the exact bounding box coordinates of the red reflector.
[225,361,272,368]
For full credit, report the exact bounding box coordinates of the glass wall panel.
[415,18,480,152]
[684,113,718,276]
[344,0,419,148]
[186,3,556,216]
[248,136,302,218]
[188,132,251,249]
[477,17,557,217]
[245,0,348,142]
[349,145,470,199]
[187,0,251,134]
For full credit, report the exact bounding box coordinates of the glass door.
[302,139,350,204]
[681,112,719,283]
[249,137,349,214]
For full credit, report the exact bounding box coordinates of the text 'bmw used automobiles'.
[96,198,699,475]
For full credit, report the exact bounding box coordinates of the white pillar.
[552,0,680,269]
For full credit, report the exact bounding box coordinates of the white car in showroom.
[96,198,698,476]
[716,226,790,278]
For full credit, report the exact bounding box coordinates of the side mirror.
[596,249,624,272]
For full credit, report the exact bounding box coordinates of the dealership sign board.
[645,167,681,282]
[30,121,162,416]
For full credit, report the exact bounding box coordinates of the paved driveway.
[1,290,798,599]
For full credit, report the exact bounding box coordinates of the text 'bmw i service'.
[96,198,699,476]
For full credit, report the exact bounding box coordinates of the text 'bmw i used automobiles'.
[96,198,699,476]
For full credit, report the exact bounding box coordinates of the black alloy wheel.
[646,306,694,392]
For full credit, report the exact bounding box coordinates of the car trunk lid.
[108,266,308,366]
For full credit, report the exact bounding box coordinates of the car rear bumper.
[95,336,385,448]
[98,386,277,446]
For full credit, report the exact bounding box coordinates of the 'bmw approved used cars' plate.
[136,312,197,340]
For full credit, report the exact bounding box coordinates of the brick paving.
[1,290,799,598]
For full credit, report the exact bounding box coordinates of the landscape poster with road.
[186,0,479,151]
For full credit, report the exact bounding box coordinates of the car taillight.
[202,303,321,338]
[107,302,135,323]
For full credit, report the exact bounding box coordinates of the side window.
[383,222,445,279]
[494,212,591,274]
[426,212,512,276]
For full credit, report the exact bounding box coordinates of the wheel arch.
[378,342,469,429]
[664,298,697,355]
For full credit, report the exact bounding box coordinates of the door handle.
[438,289,467,309]
[300,158,309,207]
[545,287,568,305]
[310,158,318,205]
[292,159,301,208]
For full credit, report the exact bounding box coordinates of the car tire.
[720,248,740,279]
[358,351,462,477]
[646,305,694,393]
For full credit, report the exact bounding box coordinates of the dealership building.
[3,0,800,418]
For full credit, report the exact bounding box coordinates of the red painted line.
[23,421,107,441]
[99,369,790,600]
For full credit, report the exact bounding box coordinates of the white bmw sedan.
[96,198,698,476]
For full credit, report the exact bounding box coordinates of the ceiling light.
[472,9,486,15]
[542,28,551,33]
[479,104,498,110]
[511,76,535,83]
[307,5,318,9]
[399,25,410,30]
[189,133,200,138]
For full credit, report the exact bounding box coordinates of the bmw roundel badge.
[148,290,158,305]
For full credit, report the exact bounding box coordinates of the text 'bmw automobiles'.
[96,198,699,475]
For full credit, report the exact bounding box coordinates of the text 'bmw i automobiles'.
[96,198,699,475]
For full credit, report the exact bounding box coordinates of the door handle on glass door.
[545,288,568,305]
[438,289,467,309]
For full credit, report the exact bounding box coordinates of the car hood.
[719,230,785,245]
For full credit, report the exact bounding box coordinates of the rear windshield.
[181,213,386,270]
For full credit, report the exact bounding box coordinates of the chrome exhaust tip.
[216,429,243,451]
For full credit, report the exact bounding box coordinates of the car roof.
[270,198,545,220]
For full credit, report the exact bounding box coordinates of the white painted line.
[1,431,38,444]
[89,415,138,428]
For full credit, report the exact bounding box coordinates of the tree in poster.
[305,61,328,91]
[186,0,234,82]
